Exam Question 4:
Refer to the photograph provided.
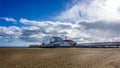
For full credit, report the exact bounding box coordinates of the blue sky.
[1,0,120,47]
[0,0,69,26]
[0,0,68,19]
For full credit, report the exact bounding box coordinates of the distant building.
[64,39,77,46]
[48,37,77,47]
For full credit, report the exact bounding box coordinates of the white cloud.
[0,17,17,23]
[0,26,21,38]
[19,18,79,39]
[57,0,120,22]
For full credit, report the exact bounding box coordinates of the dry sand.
[0,48,120,68]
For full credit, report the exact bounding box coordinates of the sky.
[1,0,120,47]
